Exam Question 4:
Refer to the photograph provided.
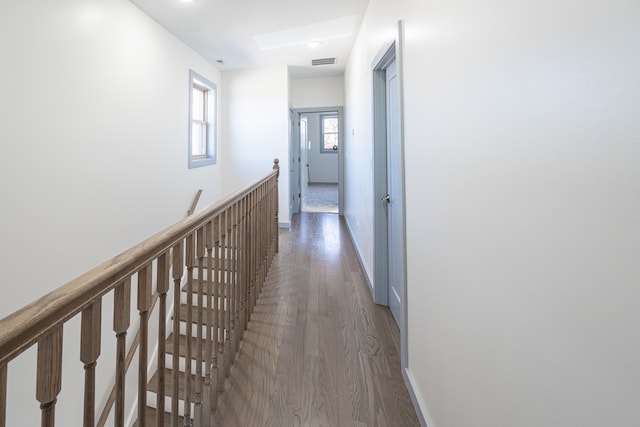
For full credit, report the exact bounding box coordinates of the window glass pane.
[324,133,338,150]
[322,115,339,151]
[192,86,205,121]
[191,122,206,156]
[323,116,338,133]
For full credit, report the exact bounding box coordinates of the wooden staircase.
[0,161,279,427]
[134,269,240,426]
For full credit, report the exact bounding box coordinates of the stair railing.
[94,187,205,427]
[0,160,280,427]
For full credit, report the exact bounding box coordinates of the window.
[188,70,216,168]
[320,114,339,153]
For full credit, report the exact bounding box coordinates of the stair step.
[132,405,185,427]
[181,279,234,294]
[166,333,210,360]
[148,367,198,401]
[189,257,235,272]
[176,304,228,325]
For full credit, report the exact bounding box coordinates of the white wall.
[343,27,376,282]
[221,66,290,226]
[345,0,640,426]
[0,0,222,425]
[291,76,344,109]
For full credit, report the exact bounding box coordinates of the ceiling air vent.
[311,57,336,66]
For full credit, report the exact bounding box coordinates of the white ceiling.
[130,0,370,78]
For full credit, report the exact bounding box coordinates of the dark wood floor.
[212,213,420,427]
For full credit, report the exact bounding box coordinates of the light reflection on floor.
[320,214,341,259]
[294,213,343,261]
[302,184,338,214]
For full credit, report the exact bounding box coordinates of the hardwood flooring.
[212,213,419,427]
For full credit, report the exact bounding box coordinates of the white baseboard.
[343,217,374,293]
[403,367,436,427]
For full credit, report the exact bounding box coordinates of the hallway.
[212,213,419,426]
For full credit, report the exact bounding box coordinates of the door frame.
[288,107,301,220]
[372,21,408,368]
[292,106,344,215]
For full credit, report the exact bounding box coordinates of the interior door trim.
[372,21,408,369]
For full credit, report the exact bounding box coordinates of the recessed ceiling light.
[307,42,321,49]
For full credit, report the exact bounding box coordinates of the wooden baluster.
[217,210,227,394]
[36,325,63,427]
[260,183,266,290]
[271,177,280,256]
[273,159,280,254]
[0,362,7,427]
[246,192,253,324]
[171,242,184,427]
[203,220,215,417]
[258,183,263,289]
[211,217,220,409]
[253,188,258,309]
[259,184,264,291]
[267,180,273,277]
[230,202,239,361]
[242,195,250,331]
[242,195,251,336]
[251,189,258,315]
[235,199,243,342]
[259,183,264,288]
[268,179,274,265]
[157,251,170,427]
[255,188,260,308]
[194,227,206,425]
[224,207,233,378]
[268,179,274,262]
[254,188,258,307]
[258,186,262,297]
[273,173,279,255]
[269,178,275,263]
[81,299,102,427]
[184,233,195,426]
[113,278,131,427]
[137,264,152,427]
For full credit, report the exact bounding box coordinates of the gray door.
[385,59,404,326]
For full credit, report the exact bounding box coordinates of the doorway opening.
[290,107,344,217]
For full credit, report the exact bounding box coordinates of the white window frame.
[188,70,217,168]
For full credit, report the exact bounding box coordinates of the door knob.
[381,194,391,203]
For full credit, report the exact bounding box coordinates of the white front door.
[385,59,404,326]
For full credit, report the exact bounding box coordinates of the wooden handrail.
[0,166,278,365]
[0,159,281,427]
[187,189,203,216]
